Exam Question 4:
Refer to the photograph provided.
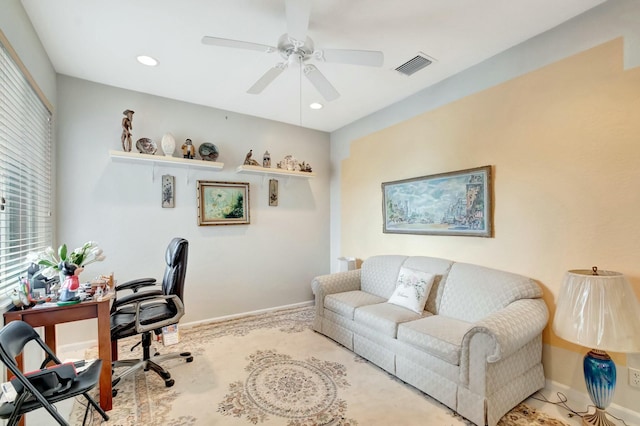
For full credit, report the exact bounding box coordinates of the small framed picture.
[197,180,250,225]
[162,175,175,208]
[269,179,278,206]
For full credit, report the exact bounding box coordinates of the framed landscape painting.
[382,166,492,237]
[197,181,250,226]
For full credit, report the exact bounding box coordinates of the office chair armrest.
[134,294,185,334]
[115,278,157,293]
[112,289,163,310]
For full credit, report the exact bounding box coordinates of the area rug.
[70,306,569,426]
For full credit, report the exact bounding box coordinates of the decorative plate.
[136,137,157,155]
[198,142,219,161]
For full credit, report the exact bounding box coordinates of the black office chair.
[110,237,193,392]
[0,320,109,426]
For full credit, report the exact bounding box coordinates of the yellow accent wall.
[341,38,640,409]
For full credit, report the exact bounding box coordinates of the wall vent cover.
[395,53,435,76]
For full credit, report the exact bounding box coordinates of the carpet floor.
[70,306,569,426]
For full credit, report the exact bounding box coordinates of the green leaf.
[37,259,56,267]
[58,244,67,261]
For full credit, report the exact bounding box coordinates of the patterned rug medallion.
[218,349,354,425]
[70,306,569,426]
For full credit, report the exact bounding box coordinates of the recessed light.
[137,55,159,67]
[309,102,323,110]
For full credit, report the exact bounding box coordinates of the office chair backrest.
[162,237,188,303]
[0,321,40,363]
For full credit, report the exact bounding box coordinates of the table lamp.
[553,267,640,426]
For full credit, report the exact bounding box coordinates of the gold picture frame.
[197,181,250,226]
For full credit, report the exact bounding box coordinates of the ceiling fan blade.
[201,36,275,53]
[303,64,340,102]
[316,49,384,67]
[247,63,287,94]
[285,0,311,43]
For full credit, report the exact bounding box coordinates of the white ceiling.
[21,0,605,132]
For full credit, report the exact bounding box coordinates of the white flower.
[25,252,40,264]
[40,266,58,279]
[26,241,106,277]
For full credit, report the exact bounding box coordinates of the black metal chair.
[0,320,109,426]
[110,237,193,392]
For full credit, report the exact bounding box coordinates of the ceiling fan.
[201,0,384,102]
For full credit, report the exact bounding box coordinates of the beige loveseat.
[311,255,549,426]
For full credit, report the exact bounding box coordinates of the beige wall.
[340,39,640,410]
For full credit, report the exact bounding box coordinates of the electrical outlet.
[629,367,640,389]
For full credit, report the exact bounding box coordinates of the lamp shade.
[553,269,640,353]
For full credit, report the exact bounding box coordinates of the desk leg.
[96,301,112,411]
[44,325,56,367]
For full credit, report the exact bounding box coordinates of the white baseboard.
[56,300,315,356]
[542,379,640,426]
[180,300,314,329]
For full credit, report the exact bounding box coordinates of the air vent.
[395,53,435,76]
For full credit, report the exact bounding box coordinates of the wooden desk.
[3,299,112,412]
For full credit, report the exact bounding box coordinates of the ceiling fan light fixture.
[136,55,159,67]
[309,102,323,110]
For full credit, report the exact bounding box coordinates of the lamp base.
[582,408,615,426]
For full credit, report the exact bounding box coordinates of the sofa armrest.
[311,269,362,315]
[459,298,548,388]
[460,299,549,395]
[462,298,549,362]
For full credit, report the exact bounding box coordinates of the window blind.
[0,35,53,305]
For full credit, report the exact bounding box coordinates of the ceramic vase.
[161,133,176,157]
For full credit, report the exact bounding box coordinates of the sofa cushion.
[354,303,428,338]
[397,315,473,365]
[438,263,543,323]
[401,256,454,314]
[324,291,386,320]
[361,255,408,299]
[388,267,436,313]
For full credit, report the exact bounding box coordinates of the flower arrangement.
[27,241,106,279]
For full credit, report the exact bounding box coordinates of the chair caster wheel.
[112,389,118,397]
[186,356,194,363]
[165,378,175,387]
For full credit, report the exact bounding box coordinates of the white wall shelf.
[109,149,224,170]
[235,164,315,178]
[109,150,224,183]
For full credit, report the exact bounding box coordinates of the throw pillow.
[388,267,436,314]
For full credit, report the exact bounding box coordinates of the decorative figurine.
[263,151,271,168]
[181,139,195,159]
[244,149,260,166]
[59,261,83,302]
[275,155,311,172]
[121,109,134,152]
[279,154,297,171]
